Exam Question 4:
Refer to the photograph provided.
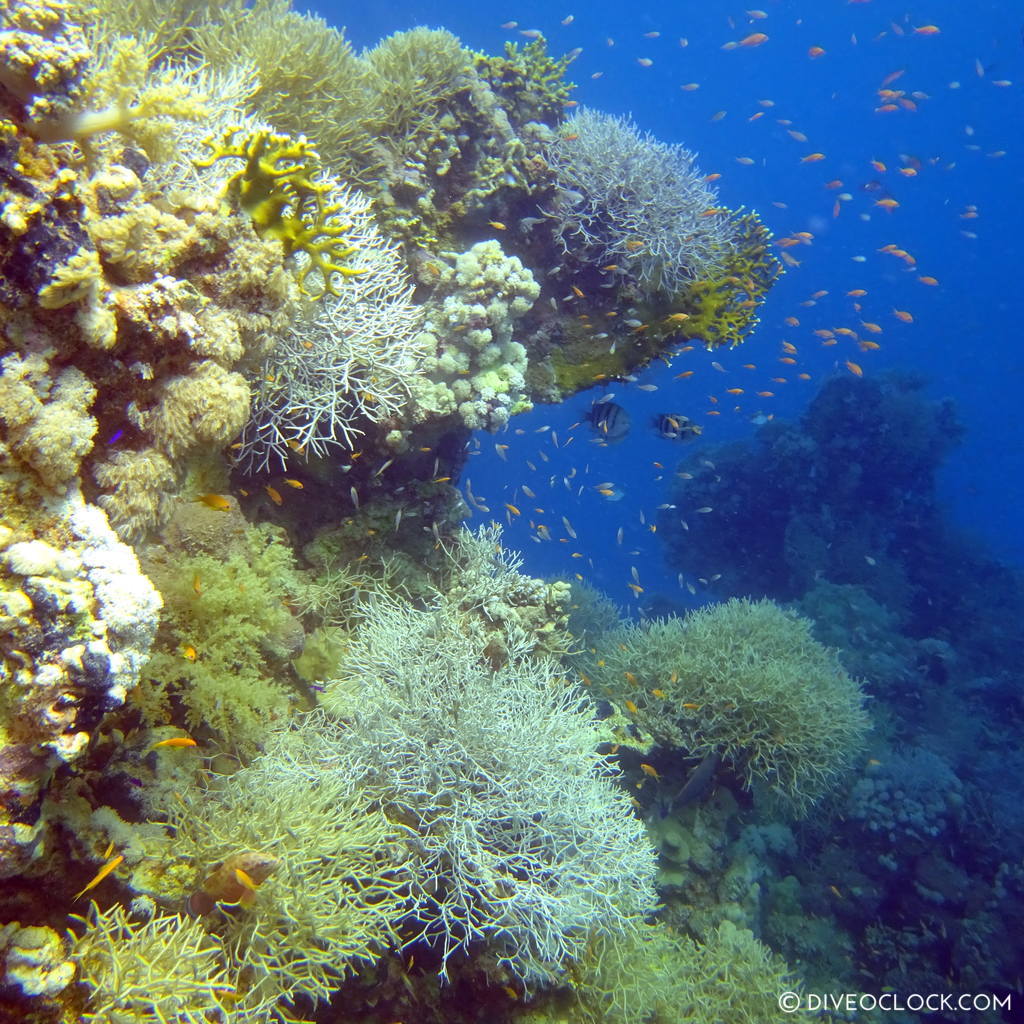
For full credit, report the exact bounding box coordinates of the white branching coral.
[236,182,425,472]
[544,108,736,294]
[320,531,658,987]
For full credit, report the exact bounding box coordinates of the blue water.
[321,0,1024,605]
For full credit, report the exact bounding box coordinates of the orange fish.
[845,360,864,377]
[914,24,941,35]
[624,699,639,714]
[195,493,232,512]
[739,32,769,46]
[874,198,899,210]
[892,309,913,323]
[189,852,280,915]
[800,152,826,163]
[264,484,283,506]
[918,275,939,286]
[640,763,660,780]
[149,736,198,752]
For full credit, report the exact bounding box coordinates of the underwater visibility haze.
[0,0,1022,1022]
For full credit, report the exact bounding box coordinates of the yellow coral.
[196,127,368,297]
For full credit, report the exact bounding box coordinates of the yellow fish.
[74,853,124,900]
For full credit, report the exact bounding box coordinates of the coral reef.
[660,372,963,603]
[1,921,74,998]
[579,598,870,812]
[572,918,817,1024]
[544,109,734,295]
[229,170,424,470]
[0,3,803,1022]
[195,127,371,298]
[69,903,236,1024]
[409,240,539,433]
[133,511,306,759]
[157,723,410,1016]
[847,747,964,868]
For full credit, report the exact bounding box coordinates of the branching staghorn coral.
[164,727,410,1018]
[320,558,657,987]
[438,523,574,664]
[544,108,736,294]
[235,183,424,471]
[69,903,240,1024]
[573,918,817,1024]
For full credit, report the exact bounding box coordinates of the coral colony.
[12,1,1017,1023]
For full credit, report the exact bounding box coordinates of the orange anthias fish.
[195,493,232,512]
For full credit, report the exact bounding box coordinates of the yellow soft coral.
[196,127,369,297]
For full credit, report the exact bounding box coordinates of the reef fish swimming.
[585,399,631,442]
